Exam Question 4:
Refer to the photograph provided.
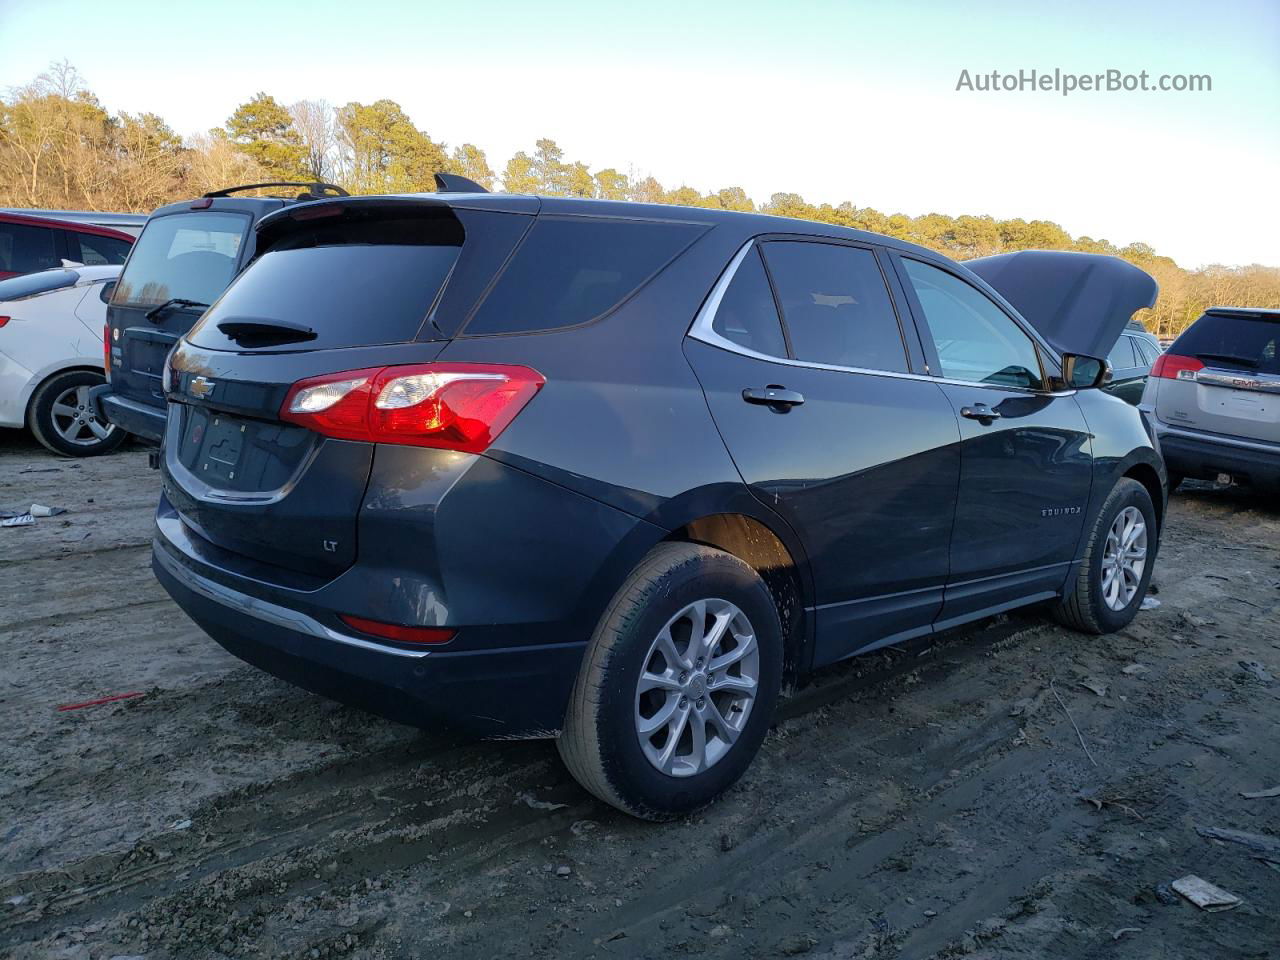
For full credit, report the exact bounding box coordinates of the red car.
[0,211,135,279]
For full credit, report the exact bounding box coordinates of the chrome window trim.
[688,239,1076,398]
[153,544,433,660]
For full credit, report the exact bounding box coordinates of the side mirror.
[99,280,117,304]
[1061,353,1110,390]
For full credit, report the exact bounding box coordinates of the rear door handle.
[960,402,1001,424]
[742,386,805,408]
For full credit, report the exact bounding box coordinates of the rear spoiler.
[966,251,1158,360]
[203,182,350,200]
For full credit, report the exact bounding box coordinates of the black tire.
[27,369,124,457]
[557,542,783,821]
[1052,478,1157,634]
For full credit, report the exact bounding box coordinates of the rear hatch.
[162,199,531,580]
[1151,308,1280,444]
[108,208,257,408]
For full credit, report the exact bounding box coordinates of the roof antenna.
[434,173,490,194]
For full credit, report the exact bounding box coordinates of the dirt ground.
[1,429,1278,960]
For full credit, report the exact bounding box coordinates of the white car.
[0,265,125,456]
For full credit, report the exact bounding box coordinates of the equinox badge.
[189,376,216,399]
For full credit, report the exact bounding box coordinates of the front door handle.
[960,402,1001,424]
[743,386,805,409]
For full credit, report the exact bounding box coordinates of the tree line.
[2,62,1274,338]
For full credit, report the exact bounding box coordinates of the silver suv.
[1141,307,1279,492]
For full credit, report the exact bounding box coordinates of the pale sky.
[1,0,1276,269]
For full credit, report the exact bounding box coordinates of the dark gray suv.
[152,192,1167,819]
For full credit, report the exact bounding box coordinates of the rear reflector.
[103,322,110,376]
[1150,353,1204,381]
[0,316,9,328]
[281,362,544,453]
[339,614,455,645]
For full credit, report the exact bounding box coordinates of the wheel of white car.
[558,542,783,820]
[27,369,125,457]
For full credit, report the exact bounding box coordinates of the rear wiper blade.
[216,318,317,346]
[145,298,209,323]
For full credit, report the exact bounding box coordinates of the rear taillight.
[280,363,545,453]
[339,614,454,645]
[0,316,10,328]
[1150,353,1204,381]
[103,322,110,377]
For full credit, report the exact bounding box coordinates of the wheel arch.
[662,511,813,682]
[23,360,105,421]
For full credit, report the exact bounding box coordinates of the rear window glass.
[113,212,248,308]
[1172,312,1280,375]
[762,241,908,373]
[188,217,461,351]
[0,268,79,301]
[464,216,707,336]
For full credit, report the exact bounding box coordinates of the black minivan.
[154,191,1166,819]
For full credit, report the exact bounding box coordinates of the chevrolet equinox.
[152,190,1167,819]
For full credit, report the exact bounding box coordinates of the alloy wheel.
[1101,505,1147,611]
[50,384,114,447]
[634,598,760,777]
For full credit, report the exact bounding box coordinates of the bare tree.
[289,99,336,183]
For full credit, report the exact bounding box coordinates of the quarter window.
[711,247,788,358]
[761,241,908,373]
[902,259,1044,390]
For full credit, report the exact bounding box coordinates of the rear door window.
[710,247,788,358]
[464,216,707,336]
[70,232,131,266]
[1172,312,1280,375]
[187,215,462,352]
[1107,336,1137,370]
[0,221,59,275]
[112,212,249,307]
[902,258,1044,390]
[761,241,908,373]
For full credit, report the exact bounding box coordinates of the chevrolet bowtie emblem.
[189,376,216,399]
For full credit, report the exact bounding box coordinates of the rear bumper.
[93,385,164,443]
[153,539,586,737]
[1154,423,1280,489]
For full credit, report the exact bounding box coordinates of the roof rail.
[202,182,350,200]
[433,173,490,194]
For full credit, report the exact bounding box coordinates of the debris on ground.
[1121,663,1150,675]
[1237,660,1275,683]
[55,692,145,712]
[1240,785,1280,799]
[1111,927,1142,940]
[515,791,568,811]
[1140,596,1161,610]
[1079,678,1109,696]
[1170,875,1242,911]
[1153,883,1180,906]
[2,513,35,527]
[29,504,66,517]
[1195,825,1280,860]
